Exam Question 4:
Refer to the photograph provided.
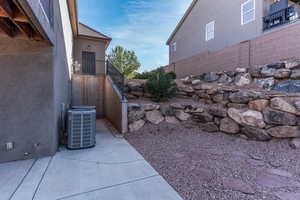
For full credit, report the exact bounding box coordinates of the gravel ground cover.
[125,122,300,200]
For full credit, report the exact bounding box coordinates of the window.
[82,52,96,75]
[241,0,255,25]
[205,21,215,41]
[172,42,177,52]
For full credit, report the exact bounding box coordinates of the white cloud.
[105,0,193,72]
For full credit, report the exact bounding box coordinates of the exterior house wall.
[169,0,264,64]
[173,21,300,78]
[74,38,107,75]
[0,0,73,163]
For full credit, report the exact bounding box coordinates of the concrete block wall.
[172,22,300,78]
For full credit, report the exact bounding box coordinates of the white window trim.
[205,21,215,41]
[241,0,255,25]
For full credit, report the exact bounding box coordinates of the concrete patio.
[0,121,182,200]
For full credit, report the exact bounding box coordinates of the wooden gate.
[72,74,105,118]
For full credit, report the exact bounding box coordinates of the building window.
[82,51,96,75]
[172,42,177,52]
[241,0,255,25]
[205,21,215,41]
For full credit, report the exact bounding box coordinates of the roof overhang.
[77,34,112,49]
[67,0,78,36]
[166,0,198,45]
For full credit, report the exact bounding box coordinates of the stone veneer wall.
[126,59,300,145]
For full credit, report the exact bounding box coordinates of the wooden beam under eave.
[15,21,32,38]
[13,8,29,23]
[0,0,13,18]
[0,18,14,37]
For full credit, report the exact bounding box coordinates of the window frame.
[241,0,255,25]
[205,21,215,41]
[82,51,96,75]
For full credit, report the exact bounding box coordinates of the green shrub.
[132,71,153,79]
[167,72,177,80]
[145,69,177,102]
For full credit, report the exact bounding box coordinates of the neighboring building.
[167,0,300,78]
[0,0,125,163]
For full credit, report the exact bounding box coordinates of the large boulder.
[207,105,227,118]
[145,110,164,124]
[129,120,145,132]
[165,116,180,124]
[273,80,300,93]
[235,73,252,86]
[248,67,262,78]
[160,105,175,116]
[261,66,276,77]
[248,99,269,112]
[241,126,271,141]
[229,91,261,104]
[199,122,219,132]
[192,112,214,123]
[285,59,300,69]
[289,138,300,149]
[175,110,190,121]
[290,70,300,79]
[142,103,160,111]
[255,78,275,90]
[228,108,266,128]
[270,98,297,115]
[170,103,185,109]
[218,74,233,84]
[128,109,145,123]
[263,108,297,126]
[220,118,240,134]
[274,69,291,79]
[202,72,220,82]
[267,126,300,138]
[267,62,285,69]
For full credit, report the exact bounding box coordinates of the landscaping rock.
[207,105,227,117]
[192,112,214,123]
[290,70,300,79]
[267,62,285,69]
[129,120,145,132]
[255,78,275,90]
[229,91,258,104]
[175,110,190,121]
[236,68,248,73]
[248,99,269,112]
[241,126,271,141]
[276,192,300,200]
[285,59,300,69]
[289,138,300,149]
[228,108,266,128]
[263,108,297,126]
[128,103,141,111]
[227,103,248,109]
[261,66,276,77]
[267,126,300,138]
[165,116,180,124]
[273,80,300,93]
[294,101,300,109]
[146,110,164,124]
[248,67,262,78]
[199,122,219,132]
[218,74,233,84]
[191,79,201,85]
[235,73,252,86]
[220,118,240,134]
[170,103,184,109]
[160,105,175,116]
[274,69,291,79]
[270,98,297,114]
[128,109,145,123]
[142,103,160,111]
[202,72,220,82]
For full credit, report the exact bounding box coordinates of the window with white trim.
[205,21,215,41]
[241,0,255,25]
[172,42,177,52]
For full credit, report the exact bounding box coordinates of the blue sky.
[78,0,193,72]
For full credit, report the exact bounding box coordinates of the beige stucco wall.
[74,38,107,75]
[169,0,265,63]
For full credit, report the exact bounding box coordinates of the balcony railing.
[106,60,125,99]
[263,5,299,31]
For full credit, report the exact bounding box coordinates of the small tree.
[146,69,177,102]
[108,46,141,79]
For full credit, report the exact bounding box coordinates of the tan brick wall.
[172,22,300,78]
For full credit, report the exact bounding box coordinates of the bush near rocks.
[127,59,300,145]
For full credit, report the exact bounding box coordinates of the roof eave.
[67,0,78,36]
[166,0,198,45]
